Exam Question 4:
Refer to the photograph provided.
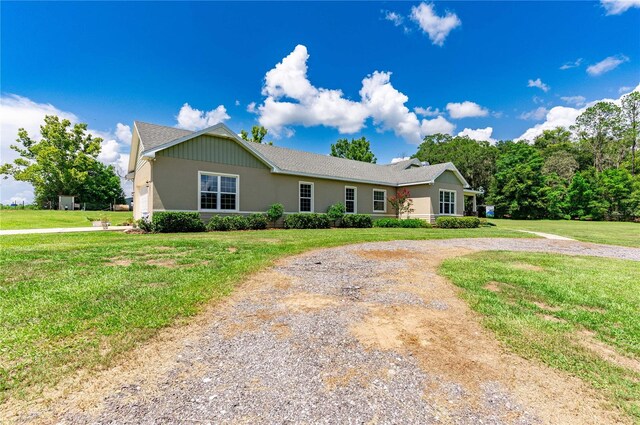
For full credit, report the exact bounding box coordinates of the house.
[127,121,479,223]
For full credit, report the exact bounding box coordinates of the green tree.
[596,168,637,220]
[240,125,272,145]
[330,137,377,163]
[621,91,640,175]
[0,115,123,207]
[413,134,497,198]
[80,162,126,208]
[566,171,597,219]
[572,102,624,172]
[488,142,546,219]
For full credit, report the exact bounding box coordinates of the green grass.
[0,210,133,230]
[0,226,524,402]
[489,218,640,247]
[440,252,640,420]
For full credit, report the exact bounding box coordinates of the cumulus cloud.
[0,93,132,203]
[414,106,442,117]
[527,78,550,92]
[517,84,640,141]
[446,101,489,119]
[391,156,411,164]
[410,2,461,46]
[384,10,404,27]
[519,107,549,121]
[560,58,583,70]
[587,55,629,76]
[457,127,497,144]
[176,103,230,131]
[115,123,132,144]
[255,45,455,144]
[420,116,456,135]
[560,96,586,106]
[601,0,640,14]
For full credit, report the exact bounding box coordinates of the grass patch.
[490,218,640,247]
[0,226,524,402]
[0,210,133,230]
[440,251,640,420]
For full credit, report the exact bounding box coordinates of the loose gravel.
[50,238,638,424]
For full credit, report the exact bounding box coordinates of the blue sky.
[1,1,639,203]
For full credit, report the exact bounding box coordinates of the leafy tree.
[330,137,377,163]
[621,91,640,175]
[540,173,569,219]
[488,142,546,219]
[541,151,579,181]
[566,171,597,219]
[388,188,414,218]
[0,115,123,207]
[596,168,637,220]
[413,134,497,199]
[572,102,624,172]
[240,125,272,145]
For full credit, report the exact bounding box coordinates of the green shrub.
[327,203,346,225]
[136,217,154,232]
[206,215,228,231]
[373,218,430,228]
[283,213,331,229]
[266,203,284,226]
[152,212,205,233]
[435,216,480,228]
[247,213,268,230]
[341,214,373,228]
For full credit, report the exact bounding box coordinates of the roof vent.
[421,161,430,167]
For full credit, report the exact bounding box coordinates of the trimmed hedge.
[206,214,269,231]
[435,216,480,228]
[152,212,206,233]
[283,213,331,229]
[341,214,373,228]
[373,218,431,228]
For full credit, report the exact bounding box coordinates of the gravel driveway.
[23,238,639,424]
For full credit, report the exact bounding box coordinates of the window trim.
[439,189,457,216]
[345,186,357,214]
[198,171,240,212]
[373,189,387,213]
[298,181,314,213]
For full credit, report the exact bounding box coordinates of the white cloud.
[528,78,550,92]
[619,86,633,94]
[410,2,461,46]
[587,55,629,76]
[176,103,230,131]
[0,93,132,203]
[519,107,549,121]
[559,58,583,70]
[457,127,497,144]
[601,0,640,14]
[420,116,456,135]
[446,101,489,119]
[234,100,240,106]
[384,10,404,27]
[532,96,545,105]
[414,106,442,117]
[560,96,586,106]
[517,106,583,141]
[115,123,132,145]
[255,44,455,143]
[391,156,411,164]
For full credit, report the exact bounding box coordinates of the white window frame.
[299,181,314,213]
[198,171,240,212]
[373,189,387,213]
[439,189,457,216]
[345,186,357,214]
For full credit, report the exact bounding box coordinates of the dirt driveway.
[12,238,639,424]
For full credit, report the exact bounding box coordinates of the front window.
[345,187,356,213]
[299,182,313,212]
[439,190,456,215]
[200,173,238,211]
[373,189,386,212]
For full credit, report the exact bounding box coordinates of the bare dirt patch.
[537,313,567,324]
[512,262,544,272]
[106,258,133,267]
[532,301,562,312]
[576,330,640,374]
[227,247,238,253]
[355,249,416,261]
[145,258,178,268]
[282,292,342,312]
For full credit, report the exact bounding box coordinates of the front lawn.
[0,226,523,403]
[489,218,640,247]
[0,210,133,230]
[440,252,640,421]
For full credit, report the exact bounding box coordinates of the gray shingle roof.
[135,121,191,151]
[134,122,468,187]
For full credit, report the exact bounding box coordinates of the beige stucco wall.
[151,155,400,218]
[428,170,465,217]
